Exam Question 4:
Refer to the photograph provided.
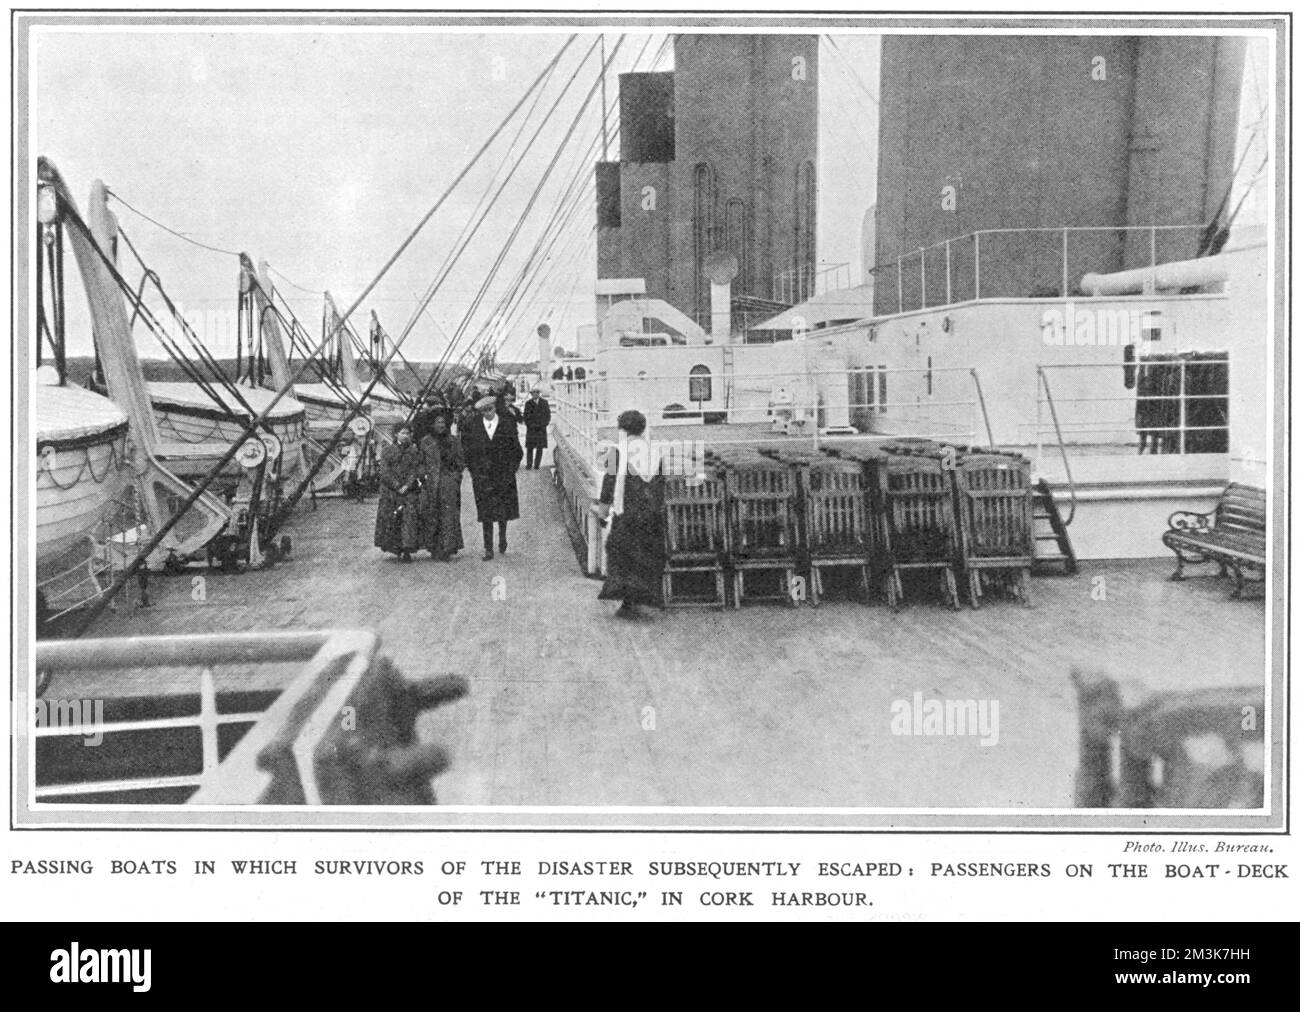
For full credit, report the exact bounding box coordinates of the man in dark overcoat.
[461,394,523,560]
[522,387,552,470]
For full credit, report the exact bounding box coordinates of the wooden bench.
[1162,483,1266,598]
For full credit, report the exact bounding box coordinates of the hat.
[475,394,497,410]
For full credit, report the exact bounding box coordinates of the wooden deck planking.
[72,453,1266,809]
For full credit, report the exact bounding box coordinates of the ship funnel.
[704,251,739,344]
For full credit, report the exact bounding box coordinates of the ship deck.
[64,451,1266,809]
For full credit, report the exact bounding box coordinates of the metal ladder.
[1032,367,1078,574]
[1032,478,1077,574]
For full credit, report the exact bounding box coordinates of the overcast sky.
[34,28,879,364]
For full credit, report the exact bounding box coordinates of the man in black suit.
[522,387,551,470]
[461,394,523,560]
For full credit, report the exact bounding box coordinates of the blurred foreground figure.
[1071,667,1264,809]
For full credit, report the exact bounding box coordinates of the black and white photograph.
[4,9,1291,925]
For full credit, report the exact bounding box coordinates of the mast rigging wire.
[397,36,611,410]
[411,34,656,403]
[69,37,578,634]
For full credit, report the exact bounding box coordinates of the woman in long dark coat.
[598,410,666,617]
[374,424,426,562]
[418,413,465,560]
[460,395,523,560]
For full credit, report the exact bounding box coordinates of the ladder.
[722,344,735,416]
[1032,478,1077,574]
[1031,367,1078,574]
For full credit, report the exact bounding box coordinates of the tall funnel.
[703,251,739,344]
[537,323,552,381]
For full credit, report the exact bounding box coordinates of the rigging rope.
[261,36,582,531]
[105,258,238,418]
[112,222,259,421]
[451,34,663,371]
[107,189,241,258]
[397,37,603,409]
[251,277,363,410]
[36,437,127,491]
[267,263,323,296]
[461,92,618,369]
[408,35,634,412]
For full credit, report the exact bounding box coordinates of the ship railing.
[37,491,151,628]
[37,537,115,625]
[32,630,378,804]
[1032,359,1231,516]
[869,224,1210,316]
[775,262,852,306]
[550,378,606,474]
[551,365,997,473]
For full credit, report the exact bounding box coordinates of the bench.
[1162,483,1266,598]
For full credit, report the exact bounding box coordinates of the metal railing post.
[974,232,981,300]
[1036,370,1044,468]
[1062,228,1069,297]
[920,248,927,308]
[1178,358,1187,454]
[945,239,952,304]
[200,667,218,774]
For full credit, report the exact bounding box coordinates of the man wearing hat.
[461,393,524,560]
[522,386,551,470]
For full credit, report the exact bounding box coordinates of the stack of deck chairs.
[660,438,1036,609]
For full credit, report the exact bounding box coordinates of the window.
[849,367,872,431]
[849,367,888,430]
[689,364,713,403]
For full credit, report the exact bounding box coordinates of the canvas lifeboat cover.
[147,382,306,421]
[35,380,129,444]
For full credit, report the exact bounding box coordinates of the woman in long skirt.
[374,424,426,562]
[598,409,666,618]
[418,413,465,560]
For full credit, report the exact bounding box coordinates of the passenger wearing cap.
[522,386,552,470]
[461,393,523,560]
